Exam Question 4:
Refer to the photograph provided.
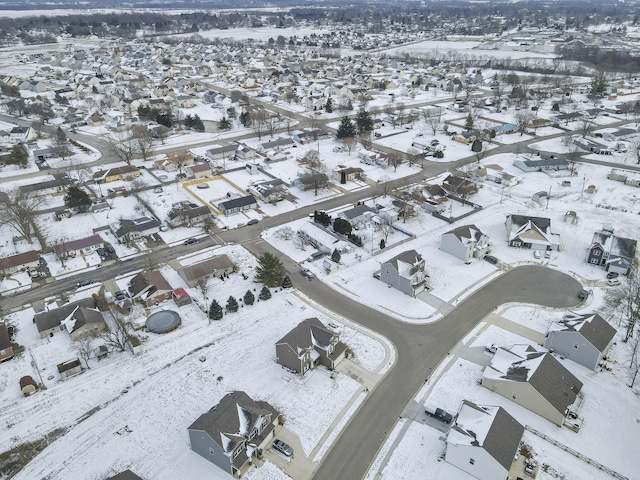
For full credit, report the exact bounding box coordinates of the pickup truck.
[425,405,453,424]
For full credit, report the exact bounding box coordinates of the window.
[593,249,600,256]
[512,241,522,247]
[469,458,475,465]
[512,392,518,400]
[573,342,579,349]
[590,258,600,264]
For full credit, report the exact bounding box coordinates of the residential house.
[481,344,583,426]
[275,317,348,375]
[340,204,375,228]
[298,222,347,254]
[19,177,74,196]
[92,165,141,183]
[258,137,294,153]
[505,214,560,251]
[20,375,37,396]
[545,311,616,371]
[218,195,257,216]
[0,322,14,362]
[178,255,234,288]
[9,126,30,143]
[167,202,213,228]
[187,163,212,179]
[206,145,238,162]
[248,179,287,203]
[188,391,280,478]
[474,164,518,186]
[34,298,106,340]
[513,157,570,173]
[440,224,491,263]
[446,401,524,480]
[154,154,195,172]
[114,217,161,243]
[379,250,427,297]
[0,250,40,275]
[105,470,143,480]
[442,174,478,199]
[333,166,364,184]
[52,234,104,259]
[587,228,637,275]
[128,270,174,307]
[57,358,83,379]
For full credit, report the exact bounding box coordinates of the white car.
[485,344,498,354]
[608,278,621,286]
[533,250,541,259]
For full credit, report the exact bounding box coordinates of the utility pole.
[545,185,551,209]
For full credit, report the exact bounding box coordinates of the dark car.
[425,405,453,424]
[184,238,198,245]
[97,248,107,257]
[484,255,498,265]
[77,280,93,288]
[247,218,259,226]
[106,245,115,254]
[272,439,293,457]
[578,289,589,300]
[607,272,619,279]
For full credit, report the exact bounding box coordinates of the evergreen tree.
[464,113,475,131]
[191,114,205,132]
[10,144,28,168]
[331,249,341,263]
[336,116,356,139]
[258,285,272,301]
[325,96,333,113]
[380,239,386,250]
[333,218,352,235]
[219,116,232,131]
[282,275,292,289]
[226,295,238,312]
[346,99,353,111]
[209,299,223,320]
[239,111,251,127]
[255,252,286,287]
[355,108,374,134]
[243,290,255,306]
[64,186,92,213]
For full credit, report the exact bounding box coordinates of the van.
[154,186,163,193]
[307,251,324,262]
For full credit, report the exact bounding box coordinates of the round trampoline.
[146,310,181,334]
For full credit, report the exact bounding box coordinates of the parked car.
[183,237,198,245]
[608,278,621,286]
[153,186,163,193]
[114,290,126,301]
[247,218,259,226]
[272,439,293,457]
[578,289,589,300]
[106,245,115,254]
[301,269,315,279]
[607,271,619,279]
[425,405,453,424]
[196,183,209,189]
[308,251,325,262]
[533,250,541,259]
[97,248,107,257]
[484,255,498,265]
[77,279,93,288]
[485,343,498,354]
[544,250,551,259]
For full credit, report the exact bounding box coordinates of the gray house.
[34,298,100,340]
[167,203,213,228]
[379,250,427,297]
[544,311,616,371]
[482,344,583,426]
[275,318,348,376]
[218,195,257,216]
[587,228,637,275]
[505,214,560,251]
[440,224,490,263]
[188,391,280,478]
[178,254,234,288]
[114,217,161,243]
[446,401,524,480]
[513,157,569,173]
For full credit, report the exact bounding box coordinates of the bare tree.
[423,109,442,135]
[74,335,95,369]
[605,266,640,342]
[343,137,357,155]
[514,109,534,135]
[578,117,594,138]
[101,310,134,352]
[52,127,71,162]
[631,139,640,164]
[378,175,392,196]
[251,108,268,139]
[134,128,154,162]
[293,233,308,251]
[387,152,403,172]
[108,128,138,165]
[406,146,422,168]
[196,277,209,303]
[0,189,43,243]
[275,226,294,241]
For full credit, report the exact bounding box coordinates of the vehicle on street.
[301,269,315,279]
[608,278,621,286]
[308,251,325,262]
[77,280,93,288]
[425,405,453,424]
[533,250,541,259]
[607,271,619,279]
[430,139,439,146]
[184,238,198,245]
[578,289,589,300]
[484,255,498,265]
[153,186,163,193]
[485,343,498,354]
[272,439,293,457]
[247,218,259,226]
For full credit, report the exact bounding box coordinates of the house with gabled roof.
[92,165,141,183]
[446,401,524,480]
[544,311,616,371]
[188,391,280,478]
[440,224,491,263]
[52,234,104,259]
[114,217,160,244]
[128,270,174,307]
[218,195,257,216]
[105,470,143,480]
[505,214,560,251]
[166,202,213,228]
[275,317,348,375]
[0,250,40,275]
[178,254,234,288]
[379,249,427,297]
[587,228,637,275]
[34,298,106,340]
[481,344,583,426]
[0,322,14,362]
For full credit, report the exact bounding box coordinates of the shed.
[20,375,37,396]
[57,358,83,379]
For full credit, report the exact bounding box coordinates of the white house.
[440,224,490,263]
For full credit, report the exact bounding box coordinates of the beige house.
[482,344,583,426]
[178,255,234,288]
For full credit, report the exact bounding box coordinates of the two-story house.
[275,318,348,375]
[505,214,560,251]
[188,391,281,478]
[440,224,491,263]
[587,228,637,275]
[128,270,174,307]
[379,249,427,297]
